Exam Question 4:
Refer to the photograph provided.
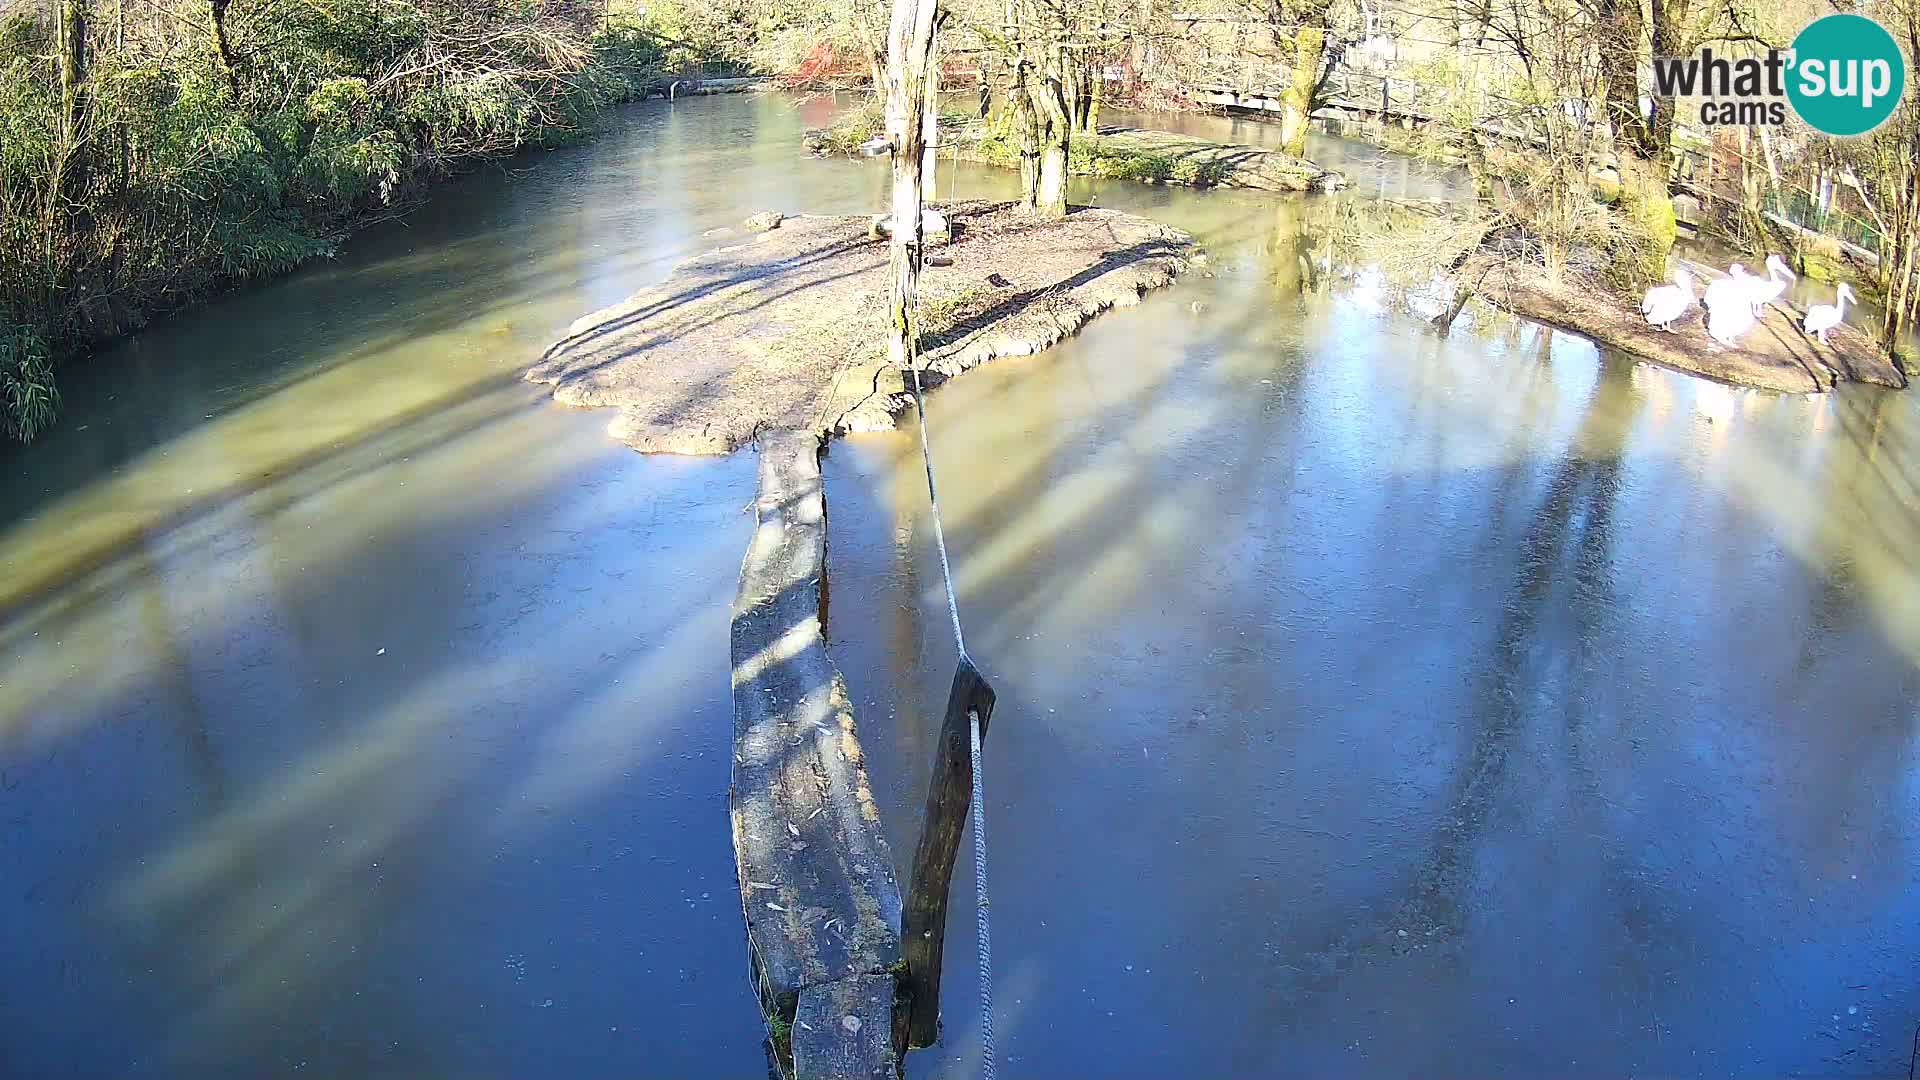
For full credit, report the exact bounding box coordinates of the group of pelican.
[1640,254,1856,346]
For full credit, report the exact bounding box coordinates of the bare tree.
[884,0,941,368]
[47,0,92,220]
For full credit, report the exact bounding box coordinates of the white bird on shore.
[1703,263,1756,346]
[1804,282,1855,344]
[1702,263,1749,311]
[1640,265,1695,331]
[1745,253,1797,317]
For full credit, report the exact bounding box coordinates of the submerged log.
[728,431,904,1078]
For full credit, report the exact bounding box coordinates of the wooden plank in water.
[730,431,905,1075]
[792,974,901,1080]
[901,658,997,1048]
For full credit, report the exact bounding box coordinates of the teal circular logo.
[1787,14,1906,136]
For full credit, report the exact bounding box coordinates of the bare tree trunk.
[1882,166,1919,351]
[1736,126,1765,245]
[1130,0,1156,72]
[1066,56,1100,135]
[1594,0,1673,285]
[1010,59,1041,210]
[208,0,243,100]
[49,0,92,219]
[1278,26,1323,157]
[883,0,940,373]
[1435,282,1476,335]
[1037,132,1067,213]
[1884,10,1920,355]
[1064,58,1085,131]
[1033,46,1072,219]
[1004,0,1040,210]
[921,33,941,202]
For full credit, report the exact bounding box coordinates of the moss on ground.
[811,113,1332,192]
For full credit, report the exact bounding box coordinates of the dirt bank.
[527,201,1197,453]
[942,124,1343,194]
[806,119,1341,194]
[1474,258,1909,394]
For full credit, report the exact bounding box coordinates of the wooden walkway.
[1190,67,1565,148]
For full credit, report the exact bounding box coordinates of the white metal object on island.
[870,208,949,239]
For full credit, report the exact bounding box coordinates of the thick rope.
[967,705,996,1080]
[904,356,993,1080]
[906,361,968,661]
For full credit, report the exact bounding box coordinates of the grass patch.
[812,100,886,156]
[964,130,1236,187]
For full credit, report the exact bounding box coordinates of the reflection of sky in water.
[3,90,1919,1078]
[0,95,819,1077]
[824,162,1920,1077]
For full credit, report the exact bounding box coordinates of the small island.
[1474,258,1909,394]
[527,200,1197,453]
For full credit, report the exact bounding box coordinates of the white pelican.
[1702,263,1749,310]
[1804,282,1855,344]
[1640,265,1694,331]
[1703,264,1755,346]
[1745,254,1797,317]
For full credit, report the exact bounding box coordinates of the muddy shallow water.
[4,90,1919,1078]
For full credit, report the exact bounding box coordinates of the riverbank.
[1474,258,1909,393]
[950,124,1344,194]
[0,6,672,444]
[527,200,1198,453]
[806,112,1342,193]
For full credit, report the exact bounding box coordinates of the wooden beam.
[901,658,997,1048]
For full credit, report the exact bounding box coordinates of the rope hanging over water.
[903,353,996,1080]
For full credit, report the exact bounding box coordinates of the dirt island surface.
[1474,257,1910,394]
[526,200,1197,453]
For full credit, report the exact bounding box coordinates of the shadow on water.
[825,167,1920,1078]
[0,371,767,1076]
[0,92,886,1078]
[8,88,1920,1079]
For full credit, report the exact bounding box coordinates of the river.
[5,92,1919,1078]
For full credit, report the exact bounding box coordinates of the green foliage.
[0,0,669,442]
[592,16,671,98]
[629,0,844,75]
[0,325,57,443]
[812,99,884,154]
[966,130,1233,187]
[1795,235,1846,283]
[0,12,44,62]
[208,220,339,279]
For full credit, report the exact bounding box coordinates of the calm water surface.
[0,93,887,1078]
[4,91,1918,1078]
[825,115,1920,1078]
